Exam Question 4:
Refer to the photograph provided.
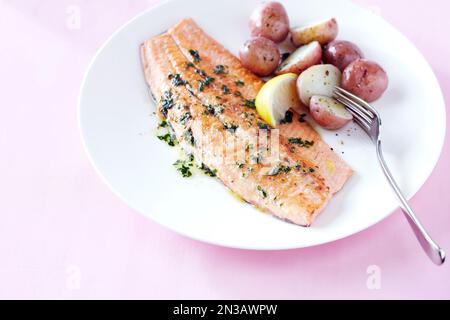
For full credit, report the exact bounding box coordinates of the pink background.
[0,0,449,299]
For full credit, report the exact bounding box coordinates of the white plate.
[79,0,446,250]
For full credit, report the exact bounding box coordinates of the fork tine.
[334,92,373,125]
[353,117,370,132]
[335,86,380,119]
[334,89,374,120]
[343,105,371,131]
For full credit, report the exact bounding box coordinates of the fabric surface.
[0,0,449,299]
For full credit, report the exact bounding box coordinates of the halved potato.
[297,64,342,105]
[275,41,322,75]
[310,95,353,130]
[291,18,338,47]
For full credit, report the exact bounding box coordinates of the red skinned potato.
[297,64,342,105]
[250,2,290,43]
[310,96,353,130]
[276,41,322,75]
[239,37,280,76]
[342,59,389,102]
[291,18,338,47]
[323,40,364,71]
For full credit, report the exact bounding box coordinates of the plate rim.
[78,0,447,250]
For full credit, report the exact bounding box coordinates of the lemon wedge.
[255,73,302,128]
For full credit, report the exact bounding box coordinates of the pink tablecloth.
[0,0,449,299]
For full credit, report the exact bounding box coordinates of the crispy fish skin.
[141,33,330,226]
[168,18,352,195]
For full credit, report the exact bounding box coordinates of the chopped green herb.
[199,163,217,177]
[243,99,256,109]
[288,137,315,148]
[234,91,242,97]
[299,113,307,123]
[158,120,168,128]
[224,122,238,133]
[179,112,191,125]
[213,65,228,75]
[205,76,215,84]
[280,111,293,124]
[222,85,230,95]
[198,81,206,92]
[257,122,269,130]
[309,168,316,173]
[204,104,224,116]
[257,186,268,198]
[198,76,215,92]
[168,74,186,86]
[189,49,201,63]
[161,90,174,110]
[195,68,207,77]
[160,90,174,116]
[183,128,195,146]
[157,133,177,147]
[185,62,195,69]
[205,104,215,115]
[173,159,193,178]
[280,165,292,173]
[236,163,245,169]
[235,80,245,87]
[267,164,292,176]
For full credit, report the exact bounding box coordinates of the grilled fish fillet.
[168,18,352,194]
[140,19,352,226]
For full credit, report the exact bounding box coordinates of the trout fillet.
[140,19,352,226]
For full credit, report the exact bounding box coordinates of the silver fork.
[333,86,445,266]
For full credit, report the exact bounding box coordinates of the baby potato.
[310,95,353,130]
[291,18,338,47]
[296,64,342,105]
[239,37,280,76]
[323,40,364,71]
[250,2,290,43]
[342,59,389,102]
[275,41,322,75]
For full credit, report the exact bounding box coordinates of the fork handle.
[376,140,445,265]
